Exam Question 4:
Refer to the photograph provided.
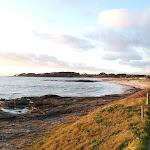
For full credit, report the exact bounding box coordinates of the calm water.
[0,77,125,99]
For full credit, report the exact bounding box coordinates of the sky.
[0,0,150,76]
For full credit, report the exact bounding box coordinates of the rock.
[40,94,60,99]
[1,99,29,109]
[0,110,17,120]
[65,80,99,82]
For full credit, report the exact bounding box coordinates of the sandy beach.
[104,79,150,91]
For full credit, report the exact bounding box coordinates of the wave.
[1,107,29,114]
[0,77,125,98]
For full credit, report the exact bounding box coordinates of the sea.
[0,76,126,100]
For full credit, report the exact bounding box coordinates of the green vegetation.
[24,89,150,150]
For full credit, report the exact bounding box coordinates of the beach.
[0,79,150,149]
[104,79,150,90]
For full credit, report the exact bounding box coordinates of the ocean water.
[0,77,125,99]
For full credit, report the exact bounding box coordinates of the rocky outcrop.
[0,110,17,120]
[0,92,135,150]
[0,94,60,109]
[0,93,132,119]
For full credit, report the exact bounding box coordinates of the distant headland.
[14,71,150,79]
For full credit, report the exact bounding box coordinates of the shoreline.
[0,78,150,149]
[0,92,135,149]
[0,78,148,113]
[0,77,148,101]
[103,78,150,89]
[1,78,149,112]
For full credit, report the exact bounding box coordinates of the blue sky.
[0,0,150,75]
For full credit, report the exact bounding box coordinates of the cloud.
[86,7,150,65]
[120,60,150,68]
[102,53,120,61]
[87,29,145,61]
[52,34,95,50]
[103,50,142,61]
[83,9,97,16]
[98,8,150,29]
[98,9,129,28]
[0,52,110,73]
[0,52,68,68]
[89,28,150,51]
[33,31,95,51]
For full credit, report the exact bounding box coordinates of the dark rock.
[40,94,60,99]
[0,110,17,120]
[1,100,29,109]
[65,80,99,82]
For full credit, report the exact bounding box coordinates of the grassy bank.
[24,89,150,150]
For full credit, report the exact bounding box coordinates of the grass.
[23,88,150,150]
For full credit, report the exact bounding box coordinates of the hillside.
[24,89,150,150]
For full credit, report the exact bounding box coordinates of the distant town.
[14,72,150,79]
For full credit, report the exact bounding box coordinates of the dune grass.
[24,89,150,150]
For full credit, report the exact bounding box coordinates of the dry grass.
[24,89,150,150]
